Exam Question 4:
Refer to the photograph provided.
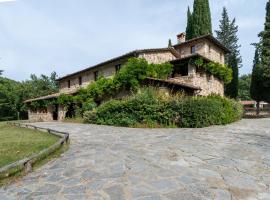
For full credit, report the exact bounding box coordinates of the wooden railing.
[0,122,69,175]
[243,107,270,118]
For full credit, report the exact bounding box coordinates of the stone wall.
[175,38,225,65]
[171,64,224,96]
[59,57,129,93]
[58,105,67,121]
[139,52,176,64]
[28,106,54,122]
[59,51,176,93]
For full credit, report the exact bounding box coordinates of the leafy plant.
[192,58,233,84]
[84,87,243,128]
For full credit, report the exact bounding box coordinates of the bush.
[84,88,243,128]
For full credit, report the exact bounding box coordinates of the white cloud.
[0,0,16,3]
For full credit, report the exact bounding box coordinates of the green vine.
[191,58,233,84]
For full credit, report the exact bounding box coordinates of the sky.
[0,0,267,81]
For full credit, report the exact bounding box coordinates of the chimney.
[177,32,186,44]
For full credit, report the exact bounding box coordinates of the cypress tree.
[259,0,270,102]
[216,7,242,98]
[225,54,239,99]
[192,0,212,38]
[168,39,172,48]
[250,46,263,114]
[186,7,193,40]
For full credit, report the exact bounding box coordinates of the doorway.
[52,104,59,121]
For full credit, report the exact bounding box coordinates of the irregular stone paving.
[1,119,270,200]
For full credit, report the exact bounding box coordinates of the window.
[78,77,82,86]
[191,45,196,54]
[209,45,211,53]
[94,71,99,81]
[115,64,122,73]
[220,53,223,62]
[67,80,71,88]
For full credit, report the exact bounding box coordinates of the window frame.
[78,76,82,86]
[115,64,122,73]
[67,80,71,88]
[94,71,99,81]
[191,45,196,54]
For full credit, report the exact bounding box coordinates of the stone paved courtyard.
[1,119,270,200]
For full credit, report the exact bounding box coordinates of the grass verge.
[0,122,69,186]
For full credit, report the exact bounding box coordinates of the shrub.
[84,88,243,128]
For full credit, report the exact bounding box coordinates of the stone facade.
[59,50,176,93]
[171,64,224,96]
[139,51,176,64]
[28,106,54,122]
[26,35,229,122]
[174,38,225,64]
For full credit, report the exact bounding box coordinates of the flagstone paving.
[1,118,270,200]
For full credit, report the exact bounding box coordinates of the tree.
[216,7,242,65]
[258,0,270,103]
[0,72,59,121]
[191,0,212,39]
[225,54,239,98]
[250,46,263,115]
[215,7,241,98]
[0,70,3,76]
[185,6,193,40]
[22,71,59,99]
[168,39,172,48]
[239,74,252,100]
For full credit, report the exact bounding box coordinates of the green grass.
[0,122,59,168]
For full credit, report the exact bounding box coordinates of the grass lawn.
[0,122,59,168]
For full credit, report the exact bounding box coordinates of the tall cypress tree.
[225,54,239,99]
[186,7,193,40]
[192,0,212,38]
[215,7,242,98]
[259,0,270,102]
[250,45,263,114]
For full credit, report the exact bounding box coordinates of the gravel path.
[1,119,270,200]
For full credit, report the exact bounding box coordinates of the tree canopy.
[186,0,212,40]
[239,74,252,100]
[0,72,59,121]
[215,7,241,99]
[258,0,270,102]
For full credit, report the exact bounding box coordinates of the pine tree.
[186,7,193,40]
[216,7,242,65]
[215,7,242,98]
[259,0,270,102]
[168,39,172,48]
[191,0,212,38]
[225,54,239,99]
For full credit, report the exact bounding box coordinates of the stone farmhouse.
[25,33,230,122]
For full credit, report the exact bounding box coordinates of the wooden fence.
[0,122,69,176]
[244,107,270,118]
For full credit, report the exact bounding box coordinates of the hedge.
[84,88,243,128]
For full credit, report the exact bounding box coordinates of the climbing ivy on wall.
[191,58,233,84]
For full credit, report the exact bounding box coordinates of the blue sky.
[0,0,267,81]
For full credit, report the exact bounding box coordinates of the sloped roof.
[173,34,231,53]
[24,89,78,103]
[146,77,201,91]
[56,48,178,81]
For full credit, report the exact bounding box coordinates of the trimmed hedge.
[84,88,243,128]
